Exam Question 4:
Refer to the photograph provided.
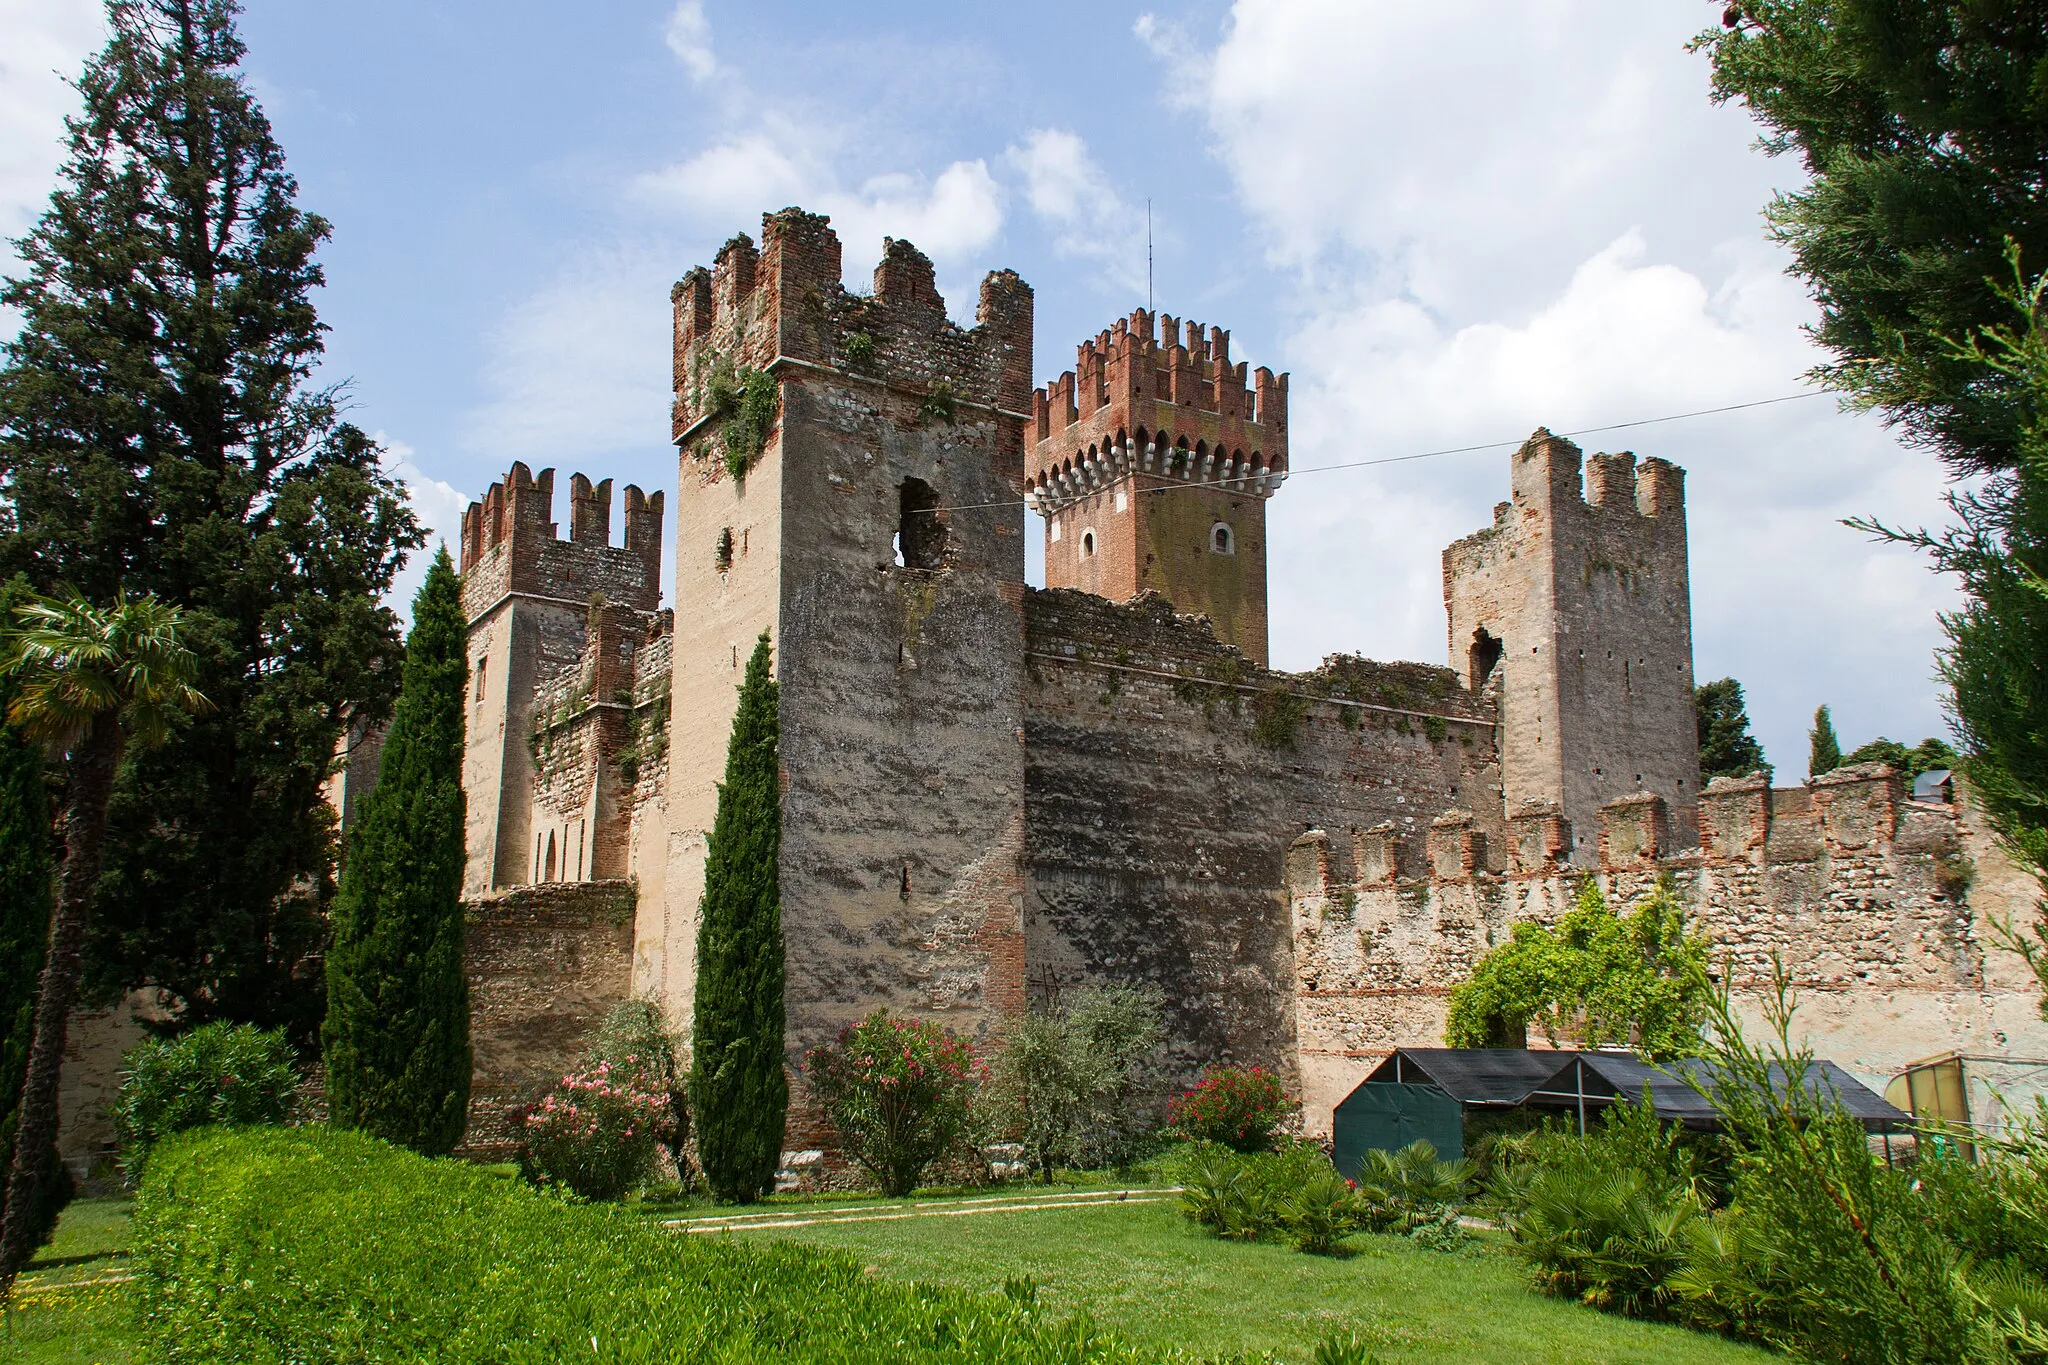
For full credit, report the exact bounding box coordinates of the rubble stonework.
[58,204,2045,1176]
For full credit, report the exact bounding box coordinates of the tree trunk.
[0,719,123,1295]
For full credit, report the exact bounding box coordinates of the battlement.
[1500,428,1685,523]
[669,207,1035,463]
[458,462,663,622]
[1025,308,1289,516]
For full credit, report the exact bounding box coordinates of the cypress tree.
[1810,704,1843,778]
[1695,677,1767,781]
[322,549,469,1156]
[0,587,66,1254]
[690,632,785,1203]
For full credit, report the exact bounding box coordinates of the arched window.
[1210,522,1234,555]
[1081,529,1097,557]
[544,831,557,883]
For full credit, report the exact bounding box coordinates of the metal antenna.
[1146,199,1154,313]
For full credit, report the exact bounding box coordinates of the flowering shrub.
[517,1063,668,1200]
[805,1011,983,1196]
[1166,1065,1296,1153]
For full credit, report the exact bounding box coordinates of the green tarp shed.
[1332,1081,1464,1176]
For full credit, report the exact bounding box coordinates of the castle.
[49,206,2048,1173]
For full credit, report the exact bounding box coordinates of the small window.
[895,477,947,569]
[1081,529,1096,557]
[715,526,734,572]
[1210,523,1234,555]
[475,656,487,702]
[1470,628,1503,691]
[543,831,557,883]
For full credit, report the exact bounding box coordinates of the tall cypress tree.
[0,585,65,1254]
[1695,677,1767,781]
[691,632,785,1203]
[322,549,469,1156]
[1810,704,1843,778]
[0,0,421,1047]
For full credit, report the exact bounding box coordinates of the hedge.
[134,1126,1160,1363]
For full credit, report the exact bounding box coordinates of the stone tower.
[660,209,1034,1129]
[458,464,663,894]
[1026,312,1288,665]
[1442,430,1700,862]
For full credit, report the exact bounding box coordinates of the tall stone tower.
[660,209,1034,1129]
[458,464,663,894]
[1026,312,1288,665]
[1443,430,1700,862]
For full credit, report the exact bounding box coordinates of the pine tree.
[1695,678,1767,781]
[1810,704,1843,778]
[322,549,469,1156]
[0,586,66,1257]
[690,632,785,1203]
[0,0,421,1048]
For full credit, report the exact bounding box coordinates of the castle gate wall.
[1286,766,2048,1137]
[1021,588,1501,1091]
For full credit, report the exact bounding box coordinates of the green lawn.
[2,1198,137,1365]
[9,1187,1768,1365]
[667,1190,1770,1364]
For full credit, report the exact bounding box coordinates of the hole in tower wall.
[896,477,947,569]
[715,526,734,572]
[1470,629,1504,691]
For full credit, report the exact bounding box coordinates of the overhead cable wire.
[906,389,1833,517]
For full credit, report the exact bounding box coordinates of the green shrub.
[1353,1140,1475,1234]
[135,1125,1160,1363]
[981,983,1165,1178]
[112,1021,297,1182]
[1281,1166,1369,1255]
[805,1010,982,1196]
[1166,1065,1296,1153]
[517,1064,668,1200]
[1177,1142,1368,1253]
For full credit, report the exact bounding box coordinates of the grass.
[669,1192,1770,1364]
[2,1197,138,1365]
[9,1184,1768,1365]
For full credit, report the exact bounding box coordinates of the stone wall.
[1022,587,1500,1090]
[658,210,1037,1146]
[463,879,637,1158]
[1444,430,1699,862]
[1286,764,2048,1138]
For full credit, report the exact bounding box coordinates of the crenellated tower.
[1442,430,1699,863]
[662,208,1035,1134]
[1026,311,1288,664]
[458,463,663,894]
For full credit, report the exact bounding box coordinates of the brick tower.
[1442,430,1700,863]
[458,464,663,894]
[660,209,1034,1128]
[1026,312,1288,664]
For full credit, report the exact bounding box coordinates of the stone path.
[669,1186,1180,1234]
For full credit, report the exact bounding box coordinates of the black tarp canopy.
[1524,1052,1910,1134]
[1342,1047,1910,1150]
[1355,1048,1585,1108]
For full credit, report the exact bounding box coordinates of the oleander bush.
[517,1063,669,1200]
[134,1125,1165,1363]
[112,1021,298,1183]
[1166,1065,1296,1154]
[805,1010,983,1196]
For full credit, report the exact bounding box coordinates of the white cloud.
[1006,128,1147,295]
[461,246,674,464]
[381,436,470,619]
[664,1,717,83]
[1161,1,1961,774]
[632,132,808,224]
[824,160,1003,266]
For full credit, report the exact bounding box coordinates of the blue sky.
[2,0,1962,776]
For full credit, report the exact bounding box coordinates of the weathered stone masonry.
[176,203,2038,1178]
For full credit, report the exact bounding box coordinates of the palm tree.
[0,592,206,1293]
